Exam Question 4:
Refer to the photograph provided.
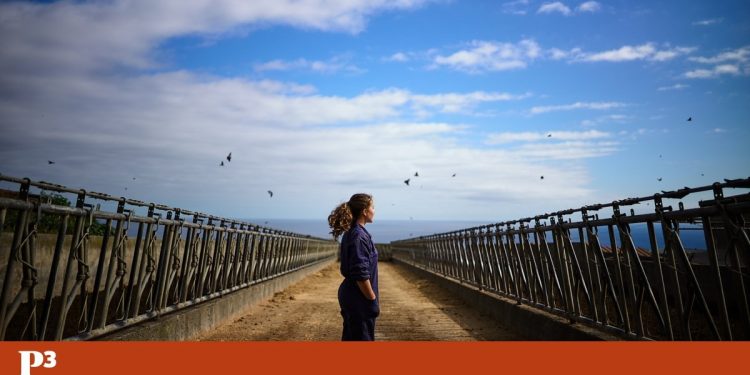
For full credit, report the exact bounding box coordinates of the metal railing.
[392,178,750,340]
[0,174,338,340]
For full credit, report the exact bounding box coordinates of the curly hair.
[328,193,373,239]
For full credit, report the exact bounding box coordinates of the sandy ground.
[199,261,523,341]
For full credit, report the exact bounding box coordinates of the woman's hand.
[356,279,377,301]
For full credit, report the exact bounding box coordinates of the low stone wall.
[392,256,621,341]
[97,257,336,341]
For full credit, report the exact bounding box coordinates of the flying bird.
[701,173,704,176]
[404,178,410,186]
[267,190,273,198]
[220,161,224,166]
[414,171,419,177]
[132,177,136,180]
[540,175,544,180]
[452,173,456,177]
[657,177,662,182]
[47,160,55,165]
[226,152,232,162]
[547,133,552,137]
[687,117,692,122]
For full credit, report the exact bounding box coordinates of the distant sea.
[245,218,489,243]
[246,219,708,250]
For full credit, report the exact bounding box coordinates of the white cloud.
[605,114,629,121]
[685,64,743,79]
[254,56,364,74]
[0,0,434,75]
[385,52,410,62]
[485,130,619,160]
[538,2,572,16]
[579,114,631,126]
[692,18,723,26]
[411,91,530,114]
[577,1,601,13]
[509,1,599,16]
[253,60,292,71]
[502,0,530,15]
[529,101,626,115]
[684,47,750,79]
[580,119,597,127]
[0,72,602,220]
[0,0,621,221]
[547,47,579,60]
[652,47,697,62]
[688,46,750,64]
[254,80,318,95]
[400,40,693,72]
[684,69,714,79]
[513,141,618,160]
[433,39,541,73]
[657,83,689,91]
[486,130,610,144]
[576,43,695,62]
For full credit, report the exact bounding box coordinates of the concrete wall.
[392,257,621,341]
[97,257,335,341]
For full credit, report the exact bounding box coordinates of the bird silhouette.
[701,173,704,176]
[267,190,273,198]
[132,177,136,180]
[227,152,232,162]
[452,173,456,177]
[657,177,662,182]
[547,133,552,137]
[47,160,55,165]
[540,175,544,180]
[687,117,692,122]
[404,178,410,186]
[414,171,419,177]
[220,161,224,166]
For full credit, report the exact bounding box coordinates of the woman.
[328,193,379,341]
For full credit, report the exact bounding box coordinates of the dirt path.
[199,262,523,341]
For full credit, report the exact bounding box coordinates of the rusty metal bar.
[391,177,750,340]
[0,174,337,340]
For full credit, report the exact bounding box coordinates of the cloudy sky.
[0,0,748,222]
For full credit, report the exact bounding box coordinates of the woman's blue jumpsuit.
[338,224,379,341]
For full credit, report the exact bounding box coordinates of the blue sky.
[0,0,748,222]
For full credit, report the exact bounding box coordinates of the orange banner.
[1,342,748,375]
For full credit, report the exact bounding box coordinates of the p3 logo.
[18,351,57,375]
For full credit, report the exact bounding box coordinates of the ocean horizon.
[247,218,708,250]
[245,218,490,243]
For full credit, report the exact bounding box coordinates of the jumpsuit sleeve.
[345,233,371,281]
